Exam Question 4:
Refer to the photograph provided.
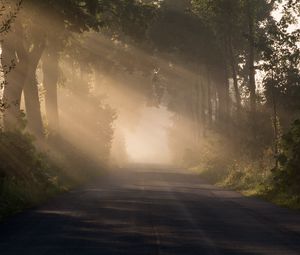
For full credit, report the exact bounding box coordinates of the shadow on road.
[1,167,300,254]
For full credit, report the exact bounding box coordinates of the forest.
[0,0,300,218]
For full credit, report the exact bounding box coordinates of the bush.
[189,129,275,192]
[0,130,65,220]
[273,119,300,194]
[223,154,273,191]
[189,131,237,183]
[0,130,51,182]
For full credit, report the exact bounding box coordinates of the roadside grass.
[0,177,64,220]
[192,164,300,211]
[0,131,105,221]
[0,161,104,221]
[0,159,80,221]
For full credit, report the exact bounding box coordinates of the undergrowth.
[0,130,104,221]
[189,122,300,210]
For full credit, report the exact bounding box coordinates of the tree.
[3,0,157,137]
[0,0,21,118]
[1,0,103,136]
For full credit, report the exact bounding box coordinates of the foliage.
[0,0,22,36]
[260,4,300,125]
[0,0,22,113]
[1,0,300,215]
[0,0,150,219]
[0,126,109,220]
[273,120,300,194]
[155,0,300,209]
[0,130,65,219]
[57,62,117,165]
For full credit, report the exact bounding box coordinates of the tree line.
[153,0,300,200]
[1,0,300,209]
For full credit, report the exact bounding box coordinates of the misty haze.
[1,0,300,254]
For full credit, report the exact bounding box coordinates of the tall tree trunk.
[271,70,279,168]
[200,78,206,137]
[228,35,241,117]
[246,0,257,120]
[195,64,207,140]
[23,39,46,138]
[215,68,230,135]
[194,80,200,144]
[43,50,59,135]
[2,20,28,131]
[206,65,213,128]
[217,66,230,129]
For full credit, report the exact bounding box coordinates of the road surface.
[1,165,300,254]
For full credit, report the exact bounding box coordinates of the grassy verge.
[0,160,104,221]
[192,164,300,211]
[0,177,65,220]
[0,131,105,221]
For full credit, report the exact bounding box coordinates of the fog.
[122,106,172,164]
[33,31,177,167]
[1,0,299,181]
